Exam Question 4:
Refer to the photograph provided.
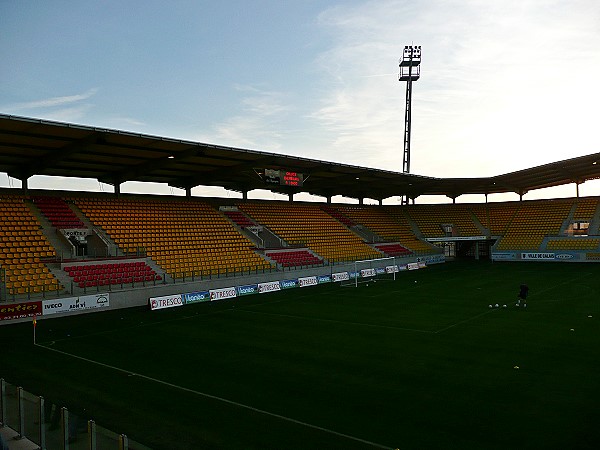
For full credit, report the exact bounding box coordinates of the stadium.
[0,112,599,450]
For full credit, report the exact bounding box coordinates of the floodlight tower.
[399,45,421,204]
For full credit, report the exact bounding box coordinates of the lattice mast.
[399,45,421,204]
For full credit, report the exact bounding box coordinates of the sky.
[1,0,600,204]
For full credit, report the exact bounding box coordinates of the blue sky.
[2,0,600,203]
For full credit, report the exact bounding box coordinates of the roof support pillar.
[185,187,192,197]
[326,196,331,204]
[242,191,248,201]
[288,193,293,202]
[359,198,364,205]
[21,176,29,193]
[114,183,121,197]
[517,189,529,201]
[576,182,580,198]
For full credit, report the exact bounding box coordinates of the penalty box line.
[35,343,394,450]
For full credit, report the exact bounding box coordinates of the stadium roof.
[1,113,600,201]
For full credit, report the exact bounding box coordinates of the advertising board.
[317,275,331,284]
[521,253,555,261]
[43,293,110,315]
[360,268,376,278]
[0,301,42,321]
[237,284,258,296]
[149,294,183,311]
[210,287,237,301]
[280,279,298,289]
[424,254,446,264]
[332,272,350,282]
[184,291,210,304]
[258,281,281,293]
[385,265,399,274]
[491,252,517,261]
[298,276,318,287]
[555,253,575,260]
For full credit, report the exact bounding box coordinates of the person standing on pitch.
[516,283,529,308]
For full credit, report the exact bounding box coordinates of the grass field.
[2,260,600,450]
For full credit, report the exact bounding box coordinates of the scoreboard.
[264,169,304,187]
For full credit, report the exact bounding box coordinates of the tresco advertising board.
[298,276,317,287]
[149,294,183,311]
[258,281,281,293]
[210,287,237,301]
[332,272,350,282]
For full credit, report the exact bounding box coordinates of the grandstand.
[1,188,600,300]
[2,114,600,449]
[0,118,598,298]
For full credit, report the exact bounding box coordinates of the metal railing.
[0,379,150,450]
[1,249,443,302]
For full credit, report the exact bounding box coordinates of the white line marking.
[434,309,497,334]
[35,344,394,450]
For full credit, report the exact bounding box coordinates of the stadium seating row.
[2,192,600,297]
[373,243,412,257]
[62,261,162,288]
[75,197,272,278]
[0,197,61,295]
[266,250,322,267]
[240,203,382,263]
[33,196,86,229]
[223,210,257,228]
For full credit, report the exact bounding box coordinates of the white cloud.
[310,0,600,180]
[198,85,295,151]
[101,116,147,131]
[2,88,99,123]
[34,104,95,123]
[6,88,99,111]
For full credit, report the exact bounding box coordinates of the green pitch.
[2,260,600,449]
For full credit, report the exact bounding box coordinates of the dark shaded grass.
[1,261,599,449]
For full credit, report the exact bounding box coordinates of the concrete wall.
[3,255,443,324]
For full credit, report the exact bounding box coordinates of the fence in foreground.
[0,379,150,450]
